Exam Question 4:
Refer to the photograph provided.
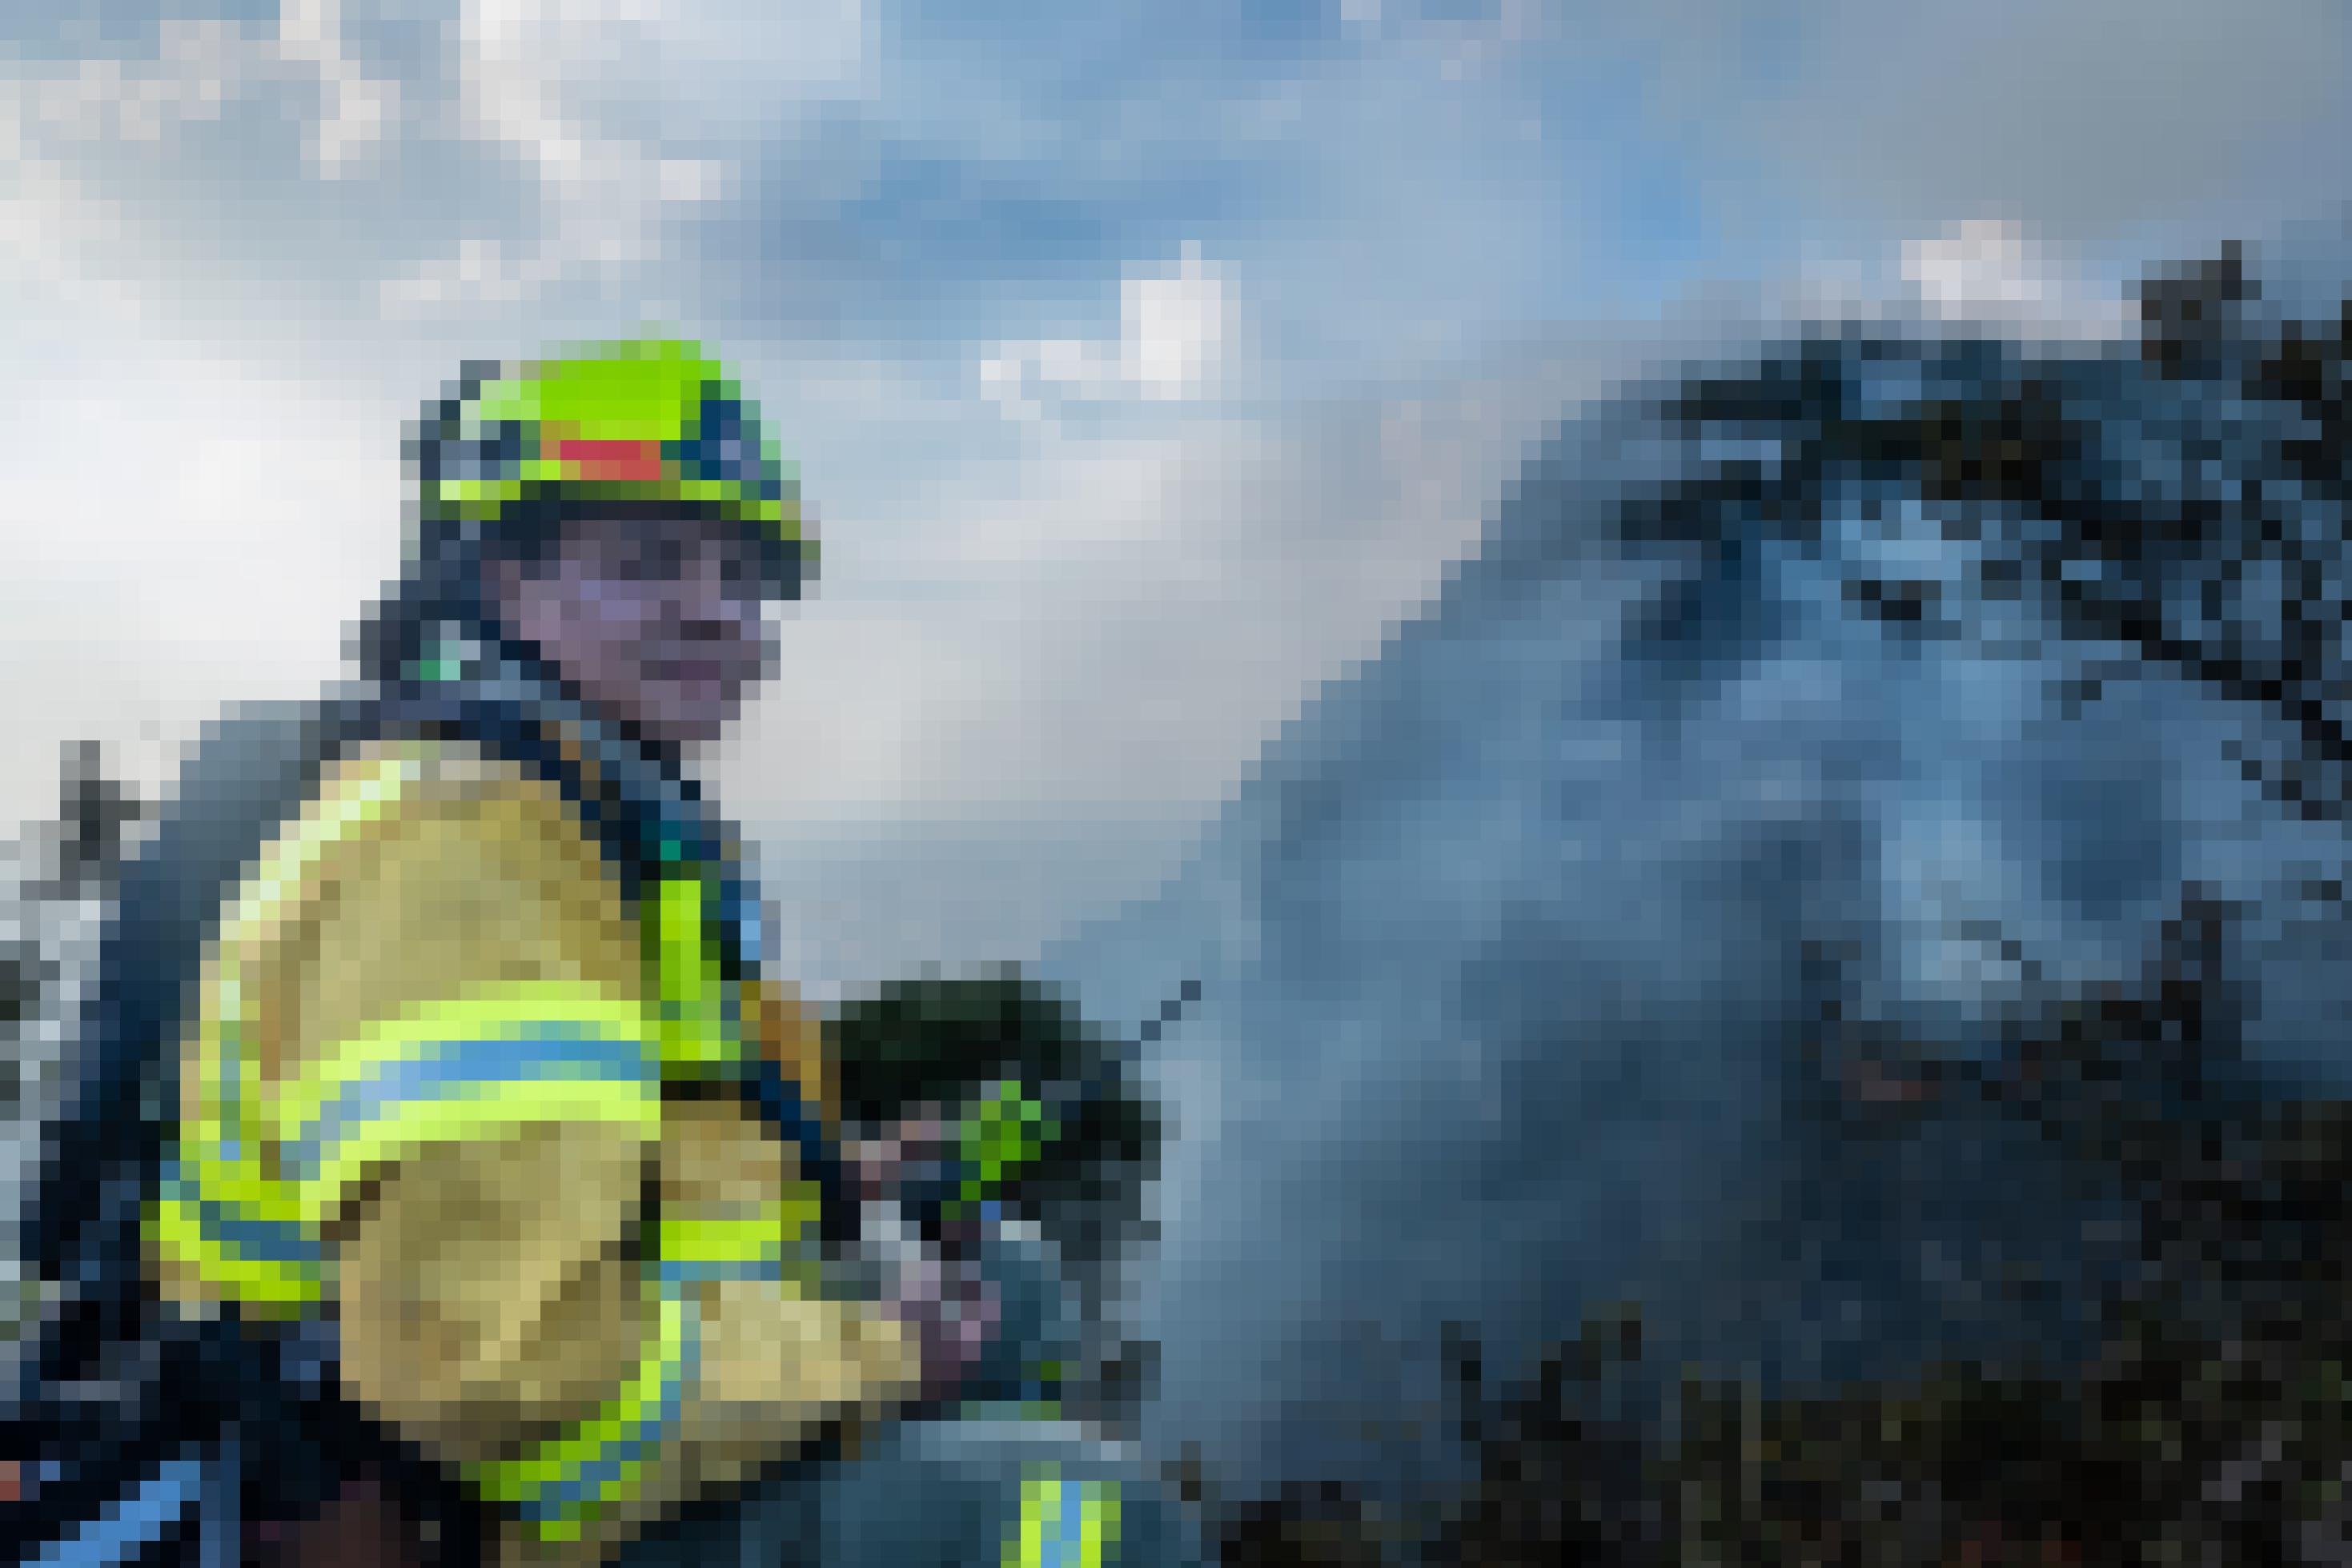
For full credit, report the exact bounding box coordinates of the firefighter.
[11,339,1200,1568]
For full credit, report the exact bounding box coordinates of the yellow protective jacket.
[146,731,915,1562]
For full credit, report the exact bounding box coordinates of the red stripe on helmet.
[553,438,668,482]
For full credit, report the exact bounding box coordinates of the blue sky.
[2,0,2349,988]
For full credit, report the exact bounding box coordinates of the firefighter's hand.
[864,1198,1003,1402]
[845,1107,1015,1398]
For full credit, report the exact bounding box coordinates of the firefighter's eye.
[606,536,681,581]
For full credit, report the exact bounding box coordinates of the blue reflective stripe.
[1044,1478,1089,1568]
[521,1290,698,1522]
[195,1206,317,1266]
[281,1027,651,1181]
[655,1257,784,1287]
[159,1171,321,1266]
[198,1205,319,1266]
[32,1454,203,1568]
[217,1022,243,1167]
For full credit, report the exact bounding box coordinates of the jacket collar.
[353,633,759,960]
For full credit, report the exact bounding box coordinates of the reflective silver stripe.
[31,1454,203,1568]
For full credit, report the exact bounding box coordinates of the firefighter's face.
[491,511,779,748]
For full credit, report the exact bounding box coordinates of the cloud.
[384,0,869,315]
[710,342,1591,988]
[0,12,419,339]
[0,343,402,825]
[726,311,1639,844]
[7,0,2347,371]
[2,0,2346,989]
[1696,215,2138,346]
[275,0,400,176]
[1611,0,2352,256]
[977,243,1243,424]
[8,22,235,150]
[0,2,880,334]
[1896,218,2133,340]
[0,19,255,322]
[0,6,395,178]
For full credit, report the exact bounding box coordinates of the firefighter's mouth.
[648,656,734,685]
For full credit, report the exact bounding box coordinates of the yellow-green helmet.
[407,336,812,597]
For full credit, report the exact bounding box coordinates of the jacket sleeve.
[150,737,913,1558]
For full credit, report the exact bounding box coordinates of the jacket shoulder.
[212,733,644,1084]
